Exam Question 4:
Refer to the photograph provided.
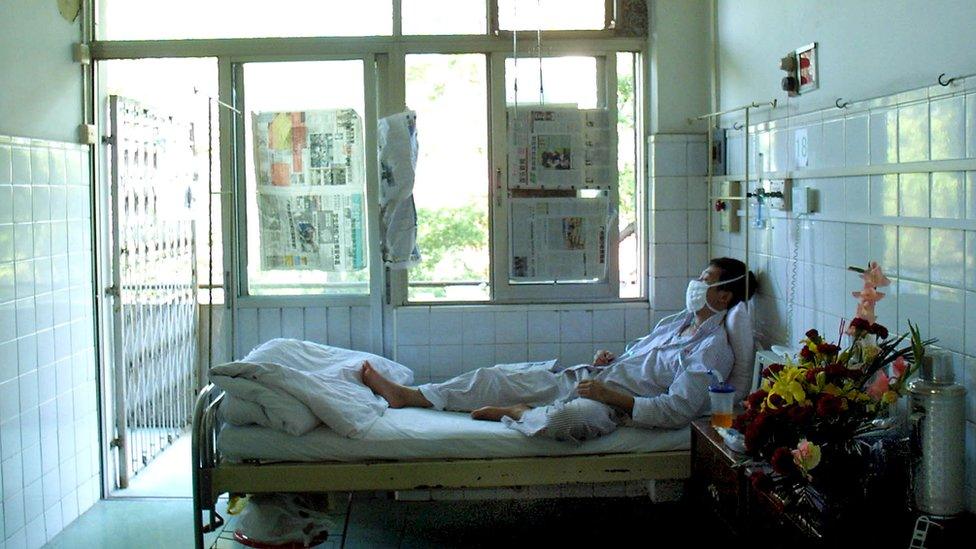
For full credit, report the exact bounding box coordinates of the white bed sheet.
[216,407,691,463]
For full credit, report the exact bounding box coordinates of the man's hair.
[709,257,758,308]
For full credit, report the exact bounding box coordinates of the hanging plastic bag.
[378,110,422,268]
[234,493,333,548]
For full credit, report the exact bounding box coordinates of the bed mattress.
[216,407,691,462]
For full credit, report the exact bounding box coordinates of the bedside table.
[689,419,754,536]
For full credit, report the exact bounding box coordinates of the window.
[94,1,645,304]
[497,0,607,31]
[405,54,491,301]
[239,60,370,296]
[96,0,393,40]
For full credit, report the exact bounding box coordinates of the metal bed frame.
[191,383,692,549]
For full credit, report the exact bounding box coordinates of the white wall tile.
[930,286,965,353]
[844,176,870,219]
[930,229,965,287]
[845,114,870,167]
[770,128,789,172]
[651,211,687,244]
[396,308,429,346]
[930,95,966,160]
[0,144,11,185]
[899,173,930,217]
[559,310,591,342]
[429,310,462,345]
[687,142,708,176]
[898,226,930,281]
[870,174,899,216]
[688,210,708,243]
[494,311,527,344]
[428,345,462,382]
[966,231,976,290]
[624,308,650,341]
[870,109,898,164]
[651,176,686,210]
[652,243,687,278]
[930,171,965,219]
[591,309,624,342]
[527,342,559,362]
[302,307,327,344]
[899,102,930,162]
[461,344,495,371]
[651,276,685,311]
[494,343,527,364]
[559,342,593,366]
[898,280,930,336]
[651,141,687,176]
[822,119,845,168]
[821,222,846,267]
[326,307,352,348]
[823,266,848,318]
[461,311,494,344]
[11,147,30,185]
[527,311,559,342]
[687,176,708,209]
[967,292,976,357]
[869,225,899,275]
[845,223,870,268]
[396,345,429,375]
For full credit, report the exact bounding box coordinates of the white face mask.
[686,274,745,314]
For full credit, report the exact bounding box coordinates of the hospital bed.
[191,303,756,549]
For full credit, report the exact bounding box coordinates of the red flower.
[817,342,840,355]
[799,347,813,360]
[805,329,820,340]
[849,317,870,331]
[771,447,796,475]
[824,362,847,379]
[787,405,813,425]
[768,393,786,408]
[804,367,823,383]
[816,394,843,417]
[868,323,889,339]
[746,390,768,410]
[750,470,773,492]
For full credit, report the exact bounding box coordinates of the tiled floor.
[111,434,192,498]
[46,494,719,548]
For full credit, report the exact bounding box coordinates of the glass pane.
[100,58,224,303]
[97,0,392,40]
[505,57,598,108]
[405,54,490,301]
[498,0,605,31]
[241,61,369,296]
[617,52,640,298]
[402,0,486,35]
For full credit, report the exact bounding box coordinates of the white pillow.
[724,301,755,403]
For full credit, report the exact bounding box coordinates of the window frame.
[89,0,647,308]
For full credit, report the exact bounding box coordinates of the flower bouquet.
[734,263,936,535]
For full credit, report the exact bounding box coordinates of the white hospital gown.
[417,310,734,442]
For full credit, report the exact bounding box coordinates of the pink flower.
[861,262,891,288]
[852,285,886,304]
[854,301,877,325]
[891,356,907,379]
[792,439,822,472]
[867,371,890,401]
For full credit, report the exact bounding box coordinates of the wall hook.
[938,73,956,87]
[835,98,851,109]
[732,122,743,130]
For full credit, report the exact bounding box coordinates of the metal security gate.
[108,96,199,488]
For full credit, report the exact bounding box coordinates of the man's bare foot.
[471,404,531,422]
[361,361,432,408]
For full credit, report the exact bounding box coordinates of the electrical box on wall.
[779,42,818,96]
[792,185,817,214]
[715,180,740,232]
[749,179,792,211]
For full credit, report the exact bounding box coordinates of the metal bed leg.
[192,384,224,549]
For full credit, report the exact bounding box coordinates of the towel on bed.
[211,339,414,438]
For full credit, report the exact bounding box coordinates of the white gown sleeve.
[629,333,734,429]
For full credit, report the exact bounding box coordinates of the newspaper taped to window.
[252,109,367,272]
[509,195,609,283]
[508,106,613,190]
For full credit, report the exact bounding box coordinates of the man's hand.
[577,380,635,414]
[592,349,615,366]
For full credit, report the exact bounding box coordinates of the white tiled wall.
[648,134,709,325]
[234,305,373,359]
[0,136,99,547]
[710,79,976,511]
[393,304,650,384]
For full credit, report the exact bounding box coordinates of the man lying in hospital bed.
[362,257,758,442]
[211,257,757,448]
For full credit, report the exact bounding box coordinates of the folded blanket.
[211,338,415,438]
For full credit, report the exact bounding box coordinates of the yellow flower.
[767,366,808,407]
[881,390,898,404]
